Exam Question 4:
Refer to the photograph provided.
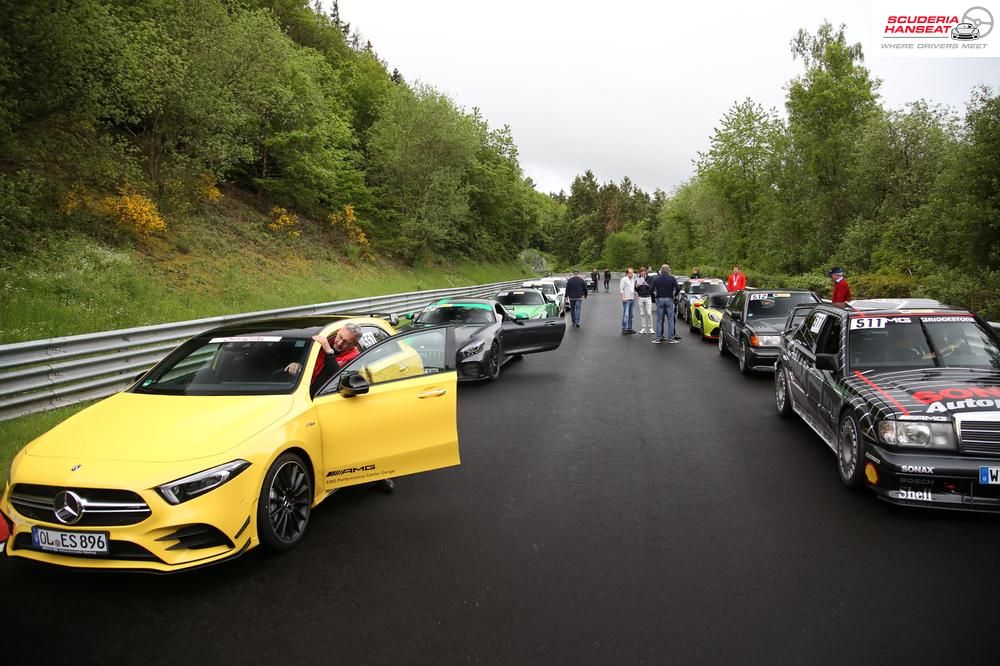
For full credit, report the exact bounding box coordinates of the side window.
[816,316,842,355]
[728,292,745,316]
[335,328,449,389]
[358,325,390,351]
[794,312,821,350]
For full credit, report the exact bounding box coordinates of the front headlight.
[707,312,721,322]
[751,335,780,347]
[157,460,251,505]
[459,340,485,359]
[878,421,956,450]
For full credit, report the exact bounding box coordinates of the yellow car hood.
[24,392,294,463]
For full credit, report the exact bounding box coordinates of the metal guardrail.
[0,279,529,422]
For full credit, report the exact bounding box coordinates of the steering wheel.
[268,368,294,381]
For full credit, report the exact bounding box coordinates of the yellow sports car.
[689,292,733,340]
[0,316,460,572]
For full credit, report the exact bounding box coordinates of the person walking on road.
[590,269,600,294]
[565,270,589,328]
[829,266,852,304]
[635,267,654,334]
[620,267,636,334]
[651,264,681,344]
[726,265,746,292]
[604,269,612,292]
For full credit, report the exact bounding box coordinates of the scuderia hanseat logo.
[872,2,994,56]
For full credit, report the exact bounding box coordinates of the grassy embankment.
[0,188,535,485]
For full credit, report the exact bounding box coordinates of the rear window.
[498,291,545,305]
[416,305,494,324]
[746,292,818,320]
[690,281,726,295]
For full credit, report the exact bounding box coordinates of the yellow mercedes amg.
[0,316,460,572]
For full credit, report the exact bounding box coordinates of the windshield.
[704,294,731,309]
[849,316,1000,371]
[746,292,817,320]
[498,291,545,305]
[134,335,310,395]
[690,281,726,295]
[416,305,494,324]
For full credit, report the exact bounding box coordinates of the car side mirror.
[815,353,839,372]
[339,372,370,398]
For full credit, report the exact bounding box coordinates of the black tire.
[689,311,699,333]
[486,340,502,381]
[775,365,793,418]
[837,414,866,488]
[718,329,729,356]
[739,339,753,375]
[257,452,313,552]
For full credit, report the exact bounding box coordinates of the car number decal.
[810,313,827,333]
[849,317,888,330]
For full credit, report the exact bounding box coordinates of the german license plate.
[979,467,1000,485]
[31,527,109,555]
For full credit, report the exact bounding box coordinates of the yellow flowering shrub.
[268,207,300,237]
[199,173,222,203]
[102,190,167,235]
[328,205,370,257]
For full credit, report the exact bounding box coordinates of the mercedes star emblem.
[53,490,85,525]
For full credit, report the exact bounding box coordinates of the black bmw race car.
[405,298,564,381]
[718,289,821,374]
[775,298,1000,512]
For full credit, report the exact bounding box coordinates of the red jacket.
[726,271,746,292]
[832,278,852,303]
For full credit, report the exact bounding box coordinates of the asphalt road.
[5,290,1000,665]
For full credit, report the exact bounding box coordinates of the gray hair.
[341,322,362,342]
[660,264,671,274]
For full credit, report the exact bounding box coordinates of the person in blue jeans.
[651,264,681,344]
[564,270,589,328]
[619,267,636,334]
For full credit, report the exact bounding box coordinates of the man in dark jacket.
[651,264,681,344]
[590,269,600,293]
[603,269,612,292]
[565,270,589,327]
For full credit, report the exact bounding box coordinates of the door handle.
[417,389,447,398]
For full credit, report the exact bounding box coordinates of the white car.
[951,22,980,39]
[523,280,565,316]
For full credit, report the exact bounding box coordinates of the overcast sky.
[338,0,999,195]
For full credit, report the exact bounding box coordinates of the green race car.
[690,292,733,340]
[495,289,558,319]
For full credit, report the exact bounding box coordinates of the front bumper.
[745,346,778,372]
[1,471,260,572]
[865,444,1000,512]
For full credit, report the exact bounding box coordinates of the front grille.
[156,524,233,551]
[957,415,1000,457]
[12,533,161,562]
[10,484,151,526]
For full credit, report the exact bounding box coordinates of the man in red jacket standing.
[726,265,746,292]
[829,266,852,303]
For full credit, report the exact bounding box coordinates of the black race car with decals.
[718,289,821,374]
[405,298,564,382]
[774,298,1000,512]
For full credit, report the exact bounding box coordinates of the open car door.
[311,326,460,490]
[498,304,565,355]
